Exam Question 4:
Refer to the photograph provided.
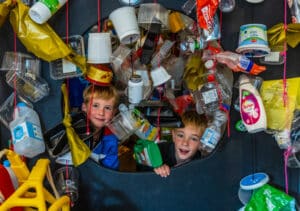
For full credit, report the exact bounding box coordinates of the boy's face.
[172,124,203,163]
[82,97,115,132]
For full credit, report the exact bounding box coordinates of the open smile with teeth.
[179,148,190,155]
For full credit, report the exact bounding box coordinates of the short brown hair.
[181,110,208,133]
[83,84,119,107]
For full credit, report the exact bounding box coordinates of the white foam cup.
[109,6,140,44]
[87,32,112,64]
[150,66,171,87]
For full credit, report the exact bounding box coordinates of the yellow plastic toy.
[0,149,70,211]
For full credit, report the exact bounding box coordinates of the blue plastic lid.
[240,172,269,190]
[17,102,26,107]
[3,159,11,167]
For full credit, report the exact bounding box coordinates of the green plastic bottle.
[134,139,163,168]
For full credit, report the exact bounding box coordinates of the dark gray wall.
[0,0,299,210]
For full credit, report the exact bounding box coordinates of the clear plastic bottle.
[200,110,227,153]
[202,51,266,75]
[9,102,45,158]
[219,0,235,13]
[204,60,233,105]
[181,0,196,15]
[195,74,220,116]
[3,160,19,190]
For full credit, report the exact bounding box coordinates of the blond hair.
[83,85,119,107]
[181,110,208,133]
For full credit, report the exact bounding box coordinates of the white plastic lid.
[204,60,215,69]
[55,152,73,165]
[240,172,269,190]
[245,0,264,3]
[29,2,52,24]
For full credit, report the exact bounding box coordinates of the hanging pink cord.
[284,146,292,194]
[282,0,290,195]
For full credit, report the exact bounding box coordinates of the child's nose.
[182,138,189,146]
[98,108,105,115]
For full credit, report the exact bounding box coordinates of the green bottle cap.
[235,120,247,132]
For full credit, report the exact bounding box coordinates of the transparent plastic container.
[110,44,132,73]
[151,40,175,68]
[107,104,139,142]
[9,102,45,158]
[181,0,196,15]
[0,51,41,76]
[6,69,49,103]
[0,93,33,129]
[49,35,85,80]
[138,3,170,31]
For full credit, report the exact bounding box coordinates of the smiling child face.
[172,123,204,164]
[82,97,115,132]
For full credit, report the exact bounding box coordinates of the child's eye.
[176,133,184,139]
[104,106,113,111]
[190,136,199,142]
[92,104,99,108]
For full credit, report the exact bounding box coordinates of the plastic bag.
[260,77,300,131]
[245,184,296,211]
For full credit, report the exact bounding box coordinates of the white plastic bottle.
[29,0,67,24]
[9,102,45,158]
[239,74,267,133]
[3,160,18,190]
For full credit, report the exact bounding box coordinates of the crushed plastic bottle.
[202,51,266,75]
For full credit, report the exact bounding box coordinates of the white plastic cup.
[109,6,140,44]
[87,32,112,64]
[150,66,171,87]
[29,0,67,24]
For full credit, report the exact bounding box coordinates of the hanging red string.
[11,30,18,151]
[65,0,69,45]
[218,9,223,46]
[13,32,17,111]
[86,84,95,135]
[65,0,70,92]
[97,0,101,32]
